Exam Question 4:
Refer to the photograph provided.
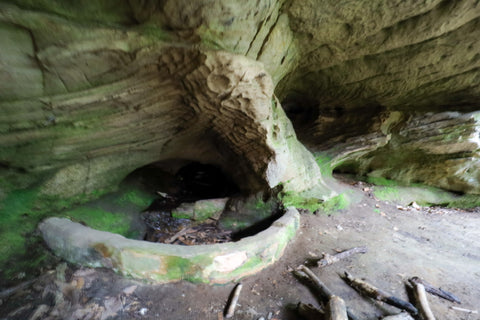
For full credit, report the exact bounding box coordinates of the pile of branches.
[290,246,475,320]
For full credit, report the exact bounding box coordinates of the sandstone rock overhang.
[0,0,330,200]
[38,207,300,284]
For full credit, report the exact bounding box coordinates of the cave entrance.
[123,160,240,203]
[122,160,282,245]
[41,164,296,284]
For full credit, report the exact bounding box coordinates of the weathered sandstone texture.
[1,0,480,203]
[0,1,328,203]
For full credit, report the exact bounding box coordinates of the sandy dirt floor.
[1,178,479,320]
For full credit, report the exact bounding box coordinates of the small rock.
[257,317,265,320]
[410,201,421,209]
[336,225,344,231]
[363,187,370,192]
[16,272,26,280]
[267,311,273,319]
[123,285,137,295]
[139,308,148,316]
[375,203,380,208]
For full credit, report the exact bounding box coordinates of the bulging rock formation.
[1,0,480,205]
[0,1,327,202]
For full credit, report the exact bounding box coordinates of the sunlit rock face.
[1,0,480,200]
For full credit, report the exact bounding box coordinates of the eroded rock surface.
[0,2,325,201]
[1,0,480,202]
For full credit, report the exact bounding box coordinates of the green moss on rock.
[0,183,150,282]
[63,207,133,237]
[280,192,323,212]
[315,154,334,177]
[317,194,349,213]
[280,191,349,213]
[446,194,480,209]
[115,188,155,208]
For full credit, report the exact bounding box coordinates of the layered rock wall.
[0,2,325,201]
[1,0,480,202]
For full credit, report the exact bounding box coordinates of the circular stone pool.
[39,207,299,284]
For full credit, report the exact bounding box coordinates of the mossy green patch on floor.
[0,187,64,285]
[359,175,478,209]
[373,186,400,201]
[280,192,323,212]
[115,187,155,208]
[317,193,349,213]
[280,191,350,213]
[371,182,457,207]
[0,183,153,285]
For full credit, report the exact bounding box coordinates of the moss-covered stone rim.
[39,207,300,284]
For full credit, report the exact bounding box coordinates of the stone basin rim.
[39,207,300,284]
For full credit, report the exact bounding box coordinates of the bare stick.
[342,271,418,315]
[165,227,192,244]
[225,283,242,318]
[449,306,478,314]
[409,277,461,304]
[412,282,436,320]
[298,265,333,300]
[318,246,368,267]
[328,295,348,320]
[297,302,324,320]
[295,266,361,320]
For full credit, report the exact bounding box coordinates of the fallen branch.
[317,246,368,267]
[342,271,418,315]
[165,227,193,244]
[327,295,348,320]
[295,266,360,320]
[409,276,461,304]
[449,306,478,314]
[411,282,436,320]
[225,283,242,318]
[298,265,333,300]
[297,302,324,320]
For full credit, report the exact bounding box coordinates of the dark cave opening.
[122,160,281,245]
[174,162,240,202]
[123,160,241,205]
